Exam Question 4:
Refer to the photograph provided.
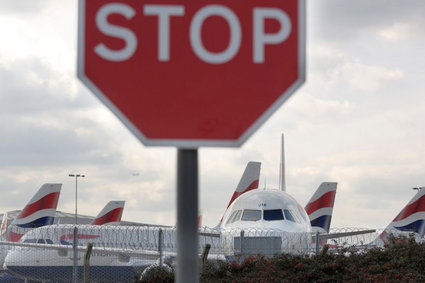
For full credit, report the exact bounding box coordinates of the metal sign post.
[176,149,199,283]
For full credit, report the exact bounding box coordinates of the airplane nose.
[3,250,22,277]
[3,249,16,270]
[0,250,6,269]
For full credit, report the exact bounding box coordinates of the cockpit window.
[226,210,242,224]
[290,209,302,223]
[234,210,242,222]
[297,204,308,222]
[226,211,237,224]
[264,209,284,221]
[283,209,296,222]
[241,209,261,221]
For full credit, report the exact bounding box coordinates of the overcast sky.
[1,0,425,229]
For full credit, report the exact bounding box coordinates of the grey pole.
[75,176,78,225]
[159,228,163,267]
[240,230,245,255]
[69,174,85,225]
[315,231,320,255]
[69,173,84,283]
[73,226,78,283]
[83,243,94,283]
[176,149,199,283]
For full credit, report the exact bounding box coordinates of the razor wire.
[0,225,403,282]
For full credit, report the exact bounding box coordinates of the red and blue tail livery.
[379,188,425,243]
[6,183,62,242]
[90,201,125,225]
[305,182,337,233]
[225,162,261,209]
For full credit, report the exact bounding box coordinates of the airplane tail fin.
[378,188,425,243]
[90,201,125,225]
[225,161,261,209]
[216,162,261,227]
[305,182,337,233]
[7,183,62,242]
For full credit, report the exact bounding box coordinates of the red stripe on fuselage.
[91,208,124,225]
[18,192,60,219]
[226,180,259,208]
[305,191,336,215]
[60,234,100,241]
[6,231,23,242]
[393,195,425,221]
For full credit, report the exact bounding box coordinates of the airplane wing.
[0,240,225,262]
[0,240,167,259]
[311,229,376,241]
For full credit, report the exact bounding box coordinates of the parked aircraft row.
[0,160,337,282]
[0,183,125,282]
[0,136,424,282]
[2,165,424,282]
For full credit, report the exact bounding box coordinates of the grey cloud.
[310,0,425,43]
[0,58,126,167]
[0,120,119,167]
[0,58,96,116]
[0,0,51,15]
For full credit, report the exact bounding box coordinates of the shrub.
[201,235,425,282]
[138,264,174,283]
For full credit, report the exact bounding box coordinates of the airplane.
[320,186,425,251]
[217,135,371,255]
[219,135,336,235]
[0,200,126,282]
[5,183,62,243]
[0,183,62,281]
[377,187,425,246]
[220,189,310,232]
[219,182,338,233]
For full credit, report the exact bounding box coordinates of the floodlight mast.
[68,174,85,225]
[68,173,85,283]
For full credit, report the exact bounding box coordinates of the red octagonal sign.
[78,0,305,148]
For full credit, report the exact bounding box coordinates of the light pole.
[69,173,84,283]
[69,174,85,225]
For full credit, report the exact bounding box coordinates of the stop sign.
[78,0,305,147]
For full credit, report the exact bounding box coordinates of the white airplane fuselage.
[221,189,311,232]
[3,225,217,282]
[217,189,314,258]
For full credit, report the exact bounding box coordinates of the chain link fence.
[0,225,384,282]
